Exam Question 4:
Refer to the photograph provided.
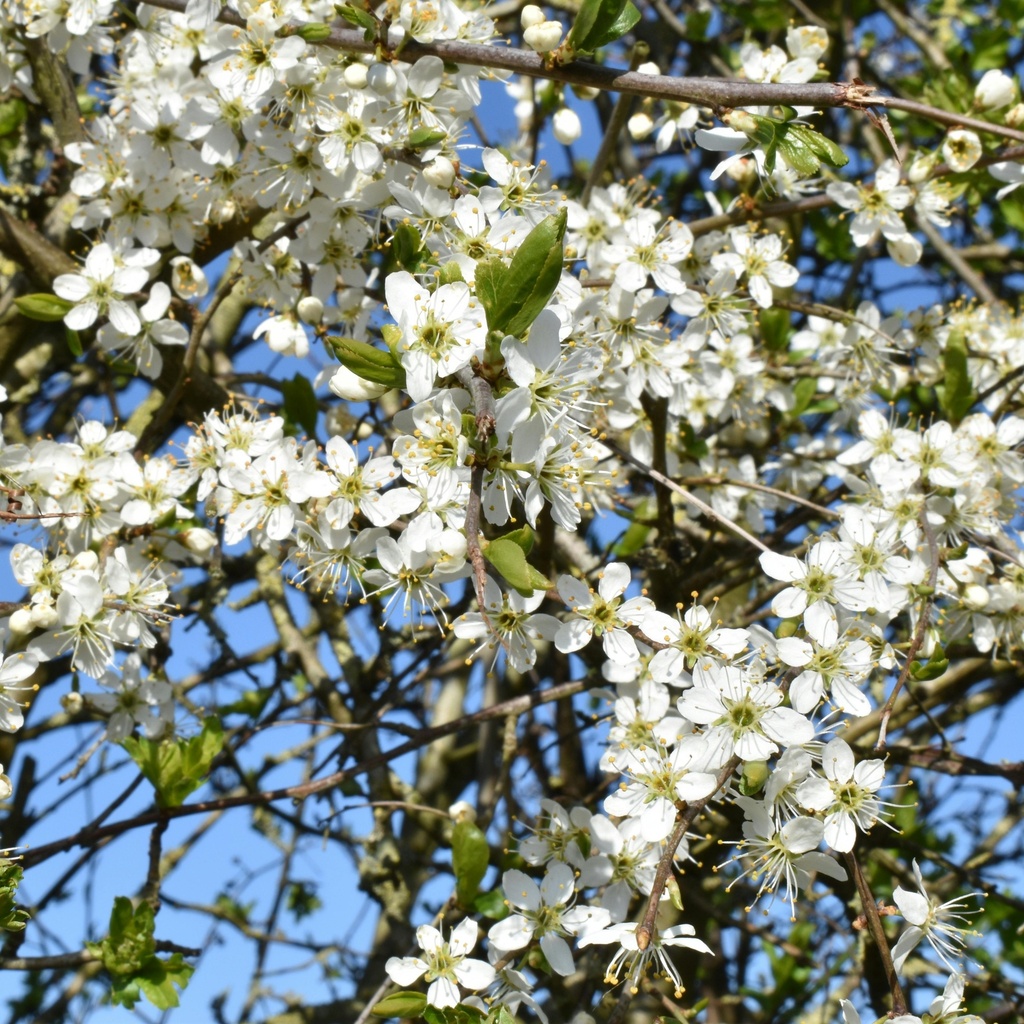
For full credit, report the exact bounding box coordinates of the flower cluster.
[0,2,1017,1020]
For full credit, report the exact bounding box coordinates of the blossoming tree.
[1,0,1023,1021]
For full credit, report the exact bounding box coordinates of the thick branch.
[142,0,870,109]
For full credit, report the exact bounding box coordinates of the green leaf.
[220,688,273,718]
[613,498,653,557]
[758,306,791,352]
[910,644,949,681]
[88,898,193,1011]
[296,22,332,41]
[335,3,377,38]
[328,336,406,389]
[939,330,975,423]
[0,98,26,137]
[487,209,567,338]
[473,888,509,919]
[777,131,820,177]
[90,898,156,976]
[798,126,849,168]
[423,1005,487,1024]
[66,328,83,357]
[568,0,640,53]
[474,257,508,335]
[498,525,535,555]
[371,991,428,1017]
[123,718,223,808]
[452,820,490,907]
[391,223,428,272]
[0,860,30,932]
[181,717,225,781]
[486,1007,519,1024]
[483,538,552,596]
[407,127,448,149]
[135,954,194,1010]
[686,9,710,38]
[15,293,74,322]
[438,261,465,285]
[281,373,319,438]
[286,880,323,920]
[789,376,817,419]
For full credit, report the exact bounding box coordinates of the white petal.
[539,932,576,976]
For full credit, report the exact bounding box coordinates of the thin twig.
[608,442,771,553]
[916,214,1000,306]
[844,849,908,1016]
[19,678,587,868]
[636,757,739,950]
[582,41,649,205]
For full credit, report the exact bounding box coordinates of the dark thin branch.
[19,678,586,868]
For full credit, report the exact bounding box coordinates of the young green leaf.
[123,718,224,808]
[335,3,377,39]
[473,888,509,919]
[0,861,30,932]
[483,537,552,596]
[328,336,407,389]
[452,819,490,906]
[281,373,319,438]
[14,293,74,322]
[407,127,448,150]
[487,208,567,338]
[939,330,975,423]
[423,1005,487,1024]
[474,257,508,334]
[371,991,428,1017]
[568,0,641,53]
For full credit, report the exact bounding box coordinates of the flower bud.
[919,626,942,658]
[1007,102,1024,128]
[30,603,58,630]
[975,68,1015,110]
[181,528,219,557]
[422,155,456,189]
[571,84,599,101]
[523,20,563,52]
[907,151,938,183]
[520,3,545,28]
[627,112,654,140]
[344,62,368,89]
[886,233,923,267]
[329,364,389,401]
[636,61,660,75]
[366,62,397,95]
[61,691,84,715]
[72,550,99,571]
[552,107,582,145]
[962,583,990,611]
[296,295,324,324]
[449,800,477,823]
[941,128,982,172]
[7,607,34,636]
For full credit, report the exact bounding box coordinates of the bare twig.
[844,849,908,1016]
